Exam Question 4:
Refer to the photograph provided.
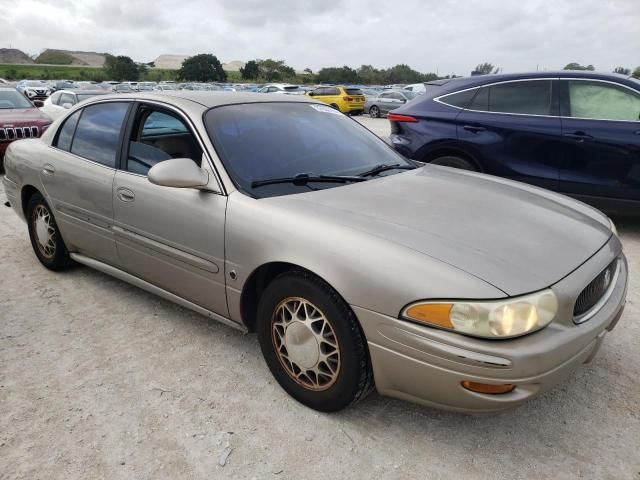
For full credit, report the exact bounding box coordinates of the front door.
[112,103,228,316]
[456,79,562,191]
[40,101,131,266]
[558,79,640,202]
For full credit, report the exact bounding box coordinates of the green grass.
[0,63,313,84]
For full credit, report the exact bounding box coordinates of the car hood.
[0,108,51,124]
[265,166,612,296]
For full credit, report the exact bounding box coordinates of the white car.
[40,89,109,120]
[16,80,52,100]
[258,83,306,95]
[404,83,426,94]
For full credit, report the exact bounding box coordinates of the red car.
[0,87,51,172]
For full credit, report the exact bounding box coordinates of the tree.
[613,66,631,75]
[177,54,226,82]
[104,54,141,81]
[240,60,260,80]
[257,59,295,81]
[472,62,498,75]
[633,67,640,79]
[303,68,313,75]
[563,62,595,71]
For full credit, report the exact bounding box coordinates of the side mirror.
[33,100,44,108]
[148,158,209,189]
[62,102,72,109]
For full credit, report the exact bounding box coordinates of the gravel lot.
[1,119,639,479]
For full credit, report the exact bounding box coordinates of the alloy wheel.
[271,297,341,391]
[32,204,56,259]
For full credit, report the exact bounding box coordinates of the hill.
[35,49,106,67]
[0,48,34,65]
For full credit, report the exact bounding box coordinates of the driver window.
[127,107,203,176]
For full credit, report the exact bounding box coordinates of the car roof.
[417,70,640,100]
[57,89,109,95]
[82,91,318,109]
[429,70,635,90]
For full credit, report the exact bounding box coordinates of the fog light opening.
[461,381,516,395]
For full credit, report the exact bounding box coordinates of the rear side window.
[566,80,640,121]
[439,88,478,109]
[70,102,129,168]
[488,80,552,115]
[54,110,81,151]
[325,87,340,95]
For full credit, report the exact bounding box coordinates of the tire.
[369,105,380,118]
[329,103,340,111]
[430,155,478,171]
[257,270,374,412]
[26,192,73,271]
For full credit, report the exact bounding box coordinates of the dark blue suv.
[389,71,640,213]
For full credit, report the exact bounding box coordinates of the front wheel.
[257,271,374,412]
[369,105,380,118]
[27,192,73,270]
[430,155,477,171]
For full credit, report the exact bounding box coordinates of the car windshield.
[205,102,414,198]
[283,86,303,91]
[0,90,34,109]
[345,88,364,95]
[25,81,45,87]
[403,91,418,100]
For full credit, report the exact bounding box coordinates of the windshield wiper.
[251,173,366,188]
[358,163,416,178]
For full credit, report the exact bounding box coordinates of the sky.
[1,0,639,75]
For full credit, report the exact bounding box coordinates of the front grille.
[573,259,618,321]
[0,126,39,142]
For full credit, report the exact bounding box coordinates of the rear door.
[455,79,562,190]
[112,102,228,316]
[40,101,131,266]
[558,79,640,202]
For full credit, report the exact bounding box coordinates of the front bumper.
[354,239,628,413]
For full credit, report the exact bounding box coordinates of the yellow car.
[307,86,366,114]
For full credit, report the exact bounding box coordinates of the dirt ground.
[1,122,639,479]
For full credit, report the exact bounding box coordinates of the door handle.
[563,131,593,142]
[463,125,486,133]
[116,187,135,202]
[42,164,55,176]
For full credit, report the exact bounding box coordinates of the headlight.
[608,217,618,236]
[402,289,558,339]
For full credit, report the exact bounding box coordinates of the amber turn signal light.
[404,303,453,329]
[461,381,516,395]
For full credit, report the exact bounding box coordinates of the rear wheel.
[329,103,340,111]
[369,105,380,118]
[257,271,374,412]
[26,193,73,271]
[430,155,477,171]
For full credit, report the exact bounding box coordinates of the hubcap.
[33,204,56,259]
[271,297,341,391]
[370,107,378,118]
